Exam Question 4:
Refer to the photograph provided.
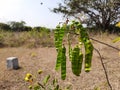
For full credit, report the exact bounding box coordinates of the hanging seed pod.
[71,45,80,76]
[54,20,94,79]
[61,45,66,80]
[55,48,62,70]
[84,40,94,72]
[54,25,61,51]
[54,25,66,70]
[78,24,94,72]
[78,51,83,75]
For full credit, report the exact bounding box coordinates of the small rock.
[6,57,19,70]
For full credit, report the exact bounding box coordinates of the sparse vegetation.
[0,19,120,90]
[24,70,72,90]
[0,0,119,89]
[0,30,120,89]
[0,28,54,48]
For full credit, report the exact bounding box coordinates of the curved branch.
[90,38,120,51]
[94,47,113,90]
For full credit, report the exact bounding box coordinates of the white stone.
[6,57,19,70]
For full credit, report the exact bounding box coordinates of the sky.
[0,0,65,28]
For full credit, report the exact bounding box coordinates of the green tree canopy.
[0,22,11,30]
[53,0,120,30]
[33,26,50,33]
[8,21,26,31]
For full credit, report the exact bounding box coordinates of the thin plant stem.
[94,48,112,90]
[90,38,120,51]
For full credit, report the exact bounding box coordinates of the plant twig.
[37,82,45,89]
[94,48,112,90]
[90,38,120,51]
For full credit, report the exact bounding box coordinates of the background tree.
[8,21,26,31]
[0,23,11,31]
[33,26,50,33]
[53,0,120,31]
[24,26,32,31]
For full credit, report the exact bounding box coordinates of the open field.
[0,34,120,90]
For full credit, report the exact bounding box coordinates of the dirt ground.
[0,34,120,90]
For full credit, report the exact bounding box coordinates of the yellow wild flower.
[24,73,33,82]
[24,77,33,83]
[38,69,43,74]
[116,22,120,28]
[26,73,32,79]
[25,77,29,82]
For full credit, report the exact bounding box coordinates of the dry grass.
[0,30,54,48]
[0,33,120,90]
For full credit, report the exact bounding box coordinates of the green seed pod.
[43,75,50,85]
[79,25,94,72]
[55,25,66,71]
[84,41,94,72]
[71,45,80,76]
[61,45,66,80]
[55,49,62,70]
[77,52,83,75]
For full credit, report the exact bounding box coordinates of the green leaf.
[112,37,120,43]
[33,85,41,90]
[43,75,50,85]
